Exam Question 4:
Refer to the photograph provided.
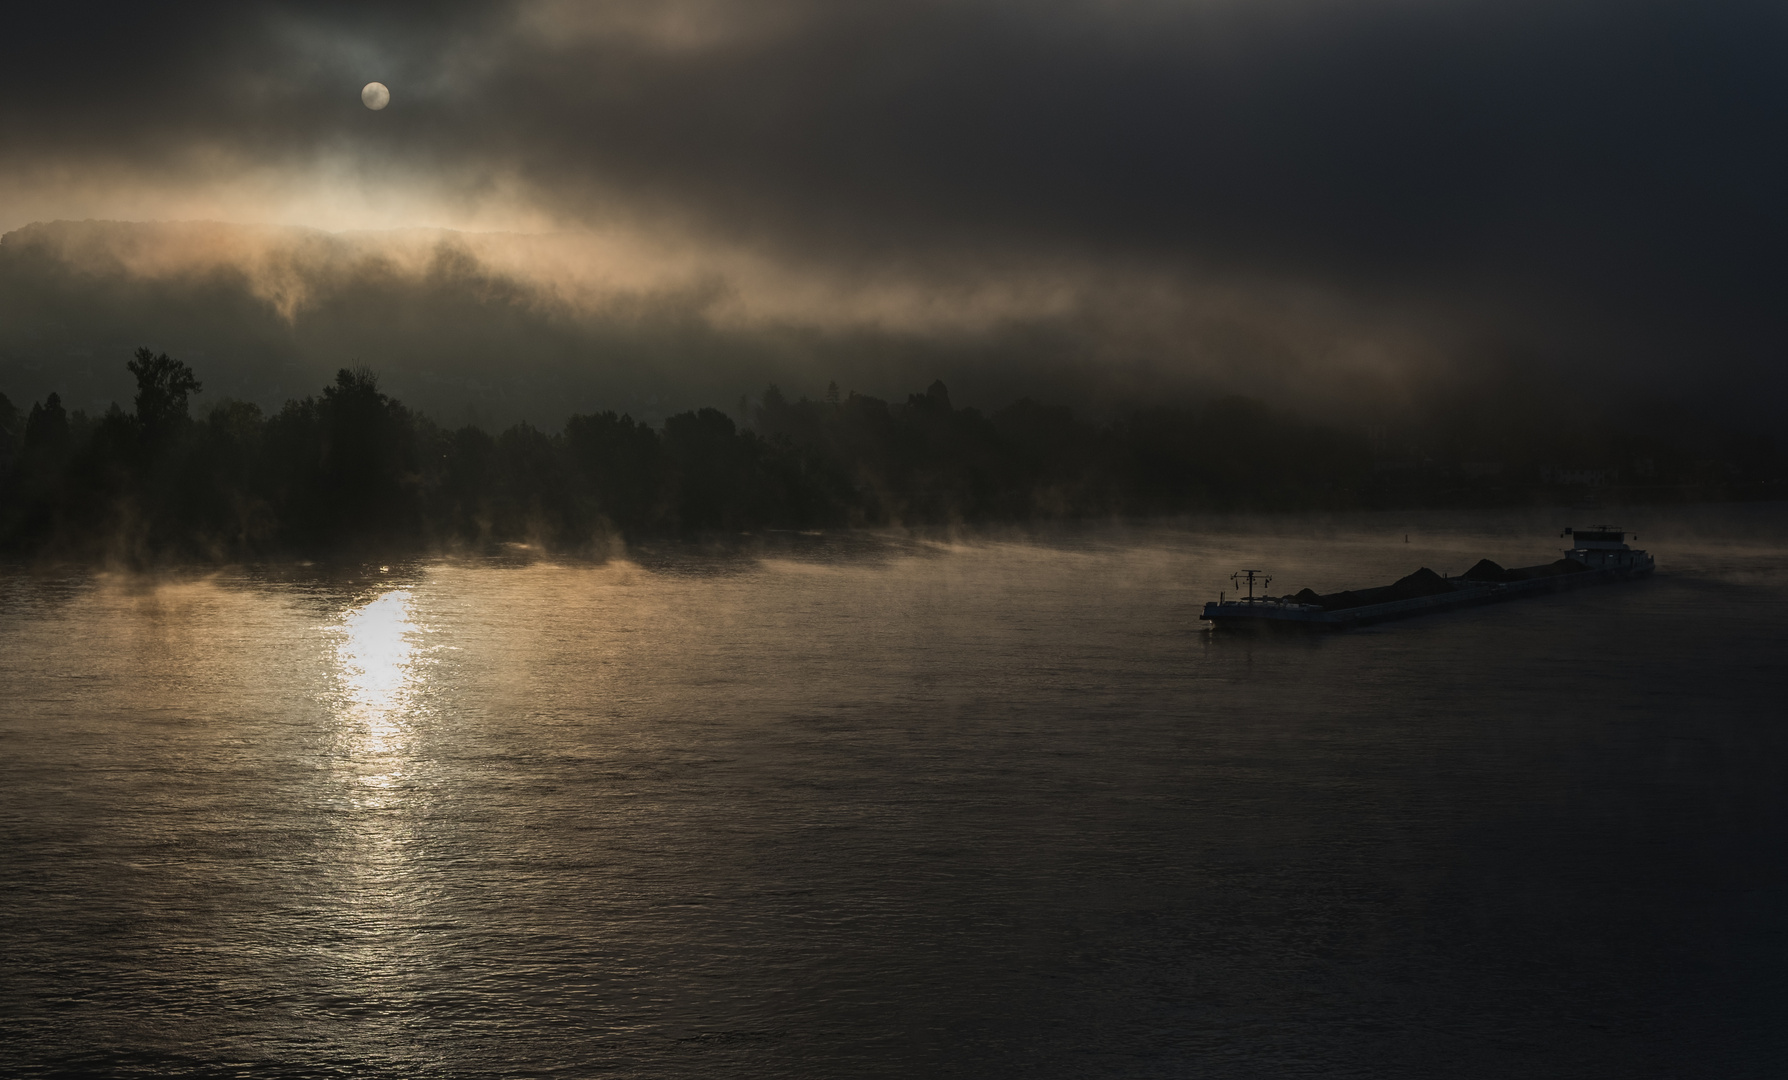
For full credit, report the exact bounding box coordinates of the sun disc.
[362,82,391,110]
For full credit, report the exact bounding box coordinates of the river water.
[3,507,1786,1078]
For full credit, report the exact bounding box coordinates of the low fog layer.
[0,219,1454,425]
[2,1,1785,426]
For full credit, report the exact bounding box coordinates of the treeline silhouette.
[0,351,1370,560]
[5,350,1779,562]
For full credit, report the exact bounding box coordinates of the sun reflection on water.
[326,586,439,1008]
[333,589,421,789]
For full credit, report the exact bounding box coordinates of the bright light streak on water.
[333,590,420,783]
[338,589,418,715]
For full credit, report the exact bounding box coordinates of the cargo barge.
[1201,528,1654,631]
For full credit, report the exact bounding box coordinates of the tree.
[24,391,70,453]
[0,391,18,481]
[318,366,420,543]
[127,347,202,439]
[663,407,747,530]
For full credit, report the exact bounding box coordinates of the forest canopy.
[0,350,1777,564]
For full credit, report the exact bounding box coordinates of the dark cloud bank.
[2,0,1785,433]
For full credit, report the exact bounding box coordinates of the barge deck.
[1201,528,1654,631]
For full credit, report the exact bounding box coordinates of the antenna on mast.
[1231,569,1271,600]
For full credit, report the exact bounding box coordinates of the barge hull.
[1201,563,1653,632]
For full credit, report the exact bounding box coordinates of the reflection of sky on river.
[6,519,1788,1074]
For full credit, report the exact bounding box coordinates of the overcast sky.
[3,0,1784,418]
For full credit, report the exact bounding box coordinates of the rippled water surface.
[4,508,1787,1078]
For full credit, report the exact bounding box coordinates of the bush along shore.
[0,350,1779,564]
